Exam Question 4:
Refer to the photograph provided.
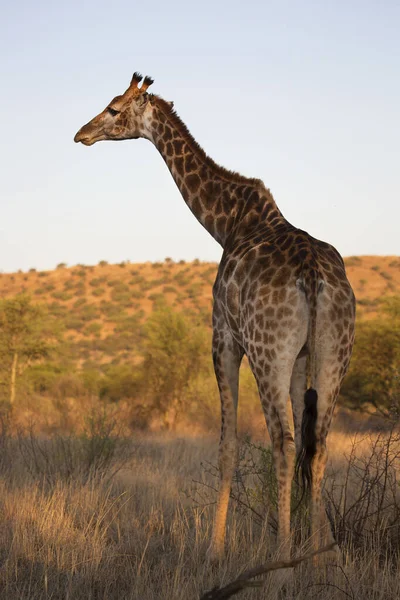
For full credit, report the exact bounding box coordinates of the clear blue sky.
[1,0,399,272]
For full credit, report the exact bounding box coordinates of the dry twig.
[199,542,336,600]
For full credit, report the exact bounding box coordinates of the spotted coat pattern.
[74,74,356,561]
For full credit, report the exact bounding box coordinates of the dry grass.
[0,426,400,599]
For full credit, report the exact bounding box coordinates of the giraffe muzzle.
[74,129,94,145]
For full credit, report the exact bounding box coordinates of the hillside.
[0,255,398,366]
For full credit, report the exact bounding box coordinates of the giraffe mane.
[153,96,263,187]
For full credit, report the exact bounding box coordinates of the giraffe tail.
[295,269,322,493]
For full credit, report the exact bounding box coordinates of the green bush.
[139,306,211,428]
[92,287,105,297]
[65,316,85,331]
[85,322,102,337]
[89,277,107,287]
[341,300,400,416]
[100,364,142,402]
[380,271,393,281]
[52,291,72,301]
[74,269,86,278]
[344,256,362,267]
[63,279,75,290]
[73,298,87,309]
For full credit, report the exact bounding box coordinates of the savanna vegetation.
[0,255,399,598]
[0,255,399,432]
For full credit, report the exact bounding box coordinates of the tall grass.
[0,425,400,599]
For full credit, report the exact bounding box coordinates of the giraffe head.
[74,72,156,146]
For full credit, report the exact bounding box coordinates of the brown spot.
[164,127,173,141]
[175,157,184,176]
[191,197,202,215]
[184,155,196,172]
[205,214,214,232]
[173,139,184,155]
[186,173,201,193]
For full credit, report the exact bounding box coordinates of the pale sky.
[1,0,399,272]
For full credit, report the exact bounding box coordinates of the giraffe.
[74,72,355,561]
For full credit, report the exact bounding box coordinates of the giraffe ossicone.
[75,72,355,562]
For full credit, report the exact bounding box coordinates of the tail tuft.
[296,388,318,492]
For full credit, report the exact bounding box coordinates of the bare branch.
[200,542,336,600]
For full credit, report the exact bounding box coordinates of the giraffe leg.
[290,355,332,539]
[252,364,297,560]
[308,356,347,553]
[291,357,339,552]
[208,322,243,562]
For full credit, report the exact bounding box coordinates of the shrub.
[73,298,87,309]
[344,256,362,267]
[63,279,75,290]
[107,279,119,288]
[92,287,105,297]
[85,322,102,337]
[74,269,86,278]
[111,292,132,307]
[325,430,400,559]
[139,306,211,428]
[52,291,72,301]
[56,262,67,269]
[25,363,68,394]
[341,313,400,416]
[99,302,122,319]
[47,302,66,317]
[98,260,108,267]
[43,283,55,292]
[371,265,380,271]
[18,414,132,485]
[380,271,393,281]
[100,364,142,402]
[89,277,107,287]
[65,316,85,331]
[80,305,100,321]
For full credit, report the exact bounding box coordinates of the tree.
[0,295,59,405]
[140,306,211,428]
[341,296,400,417]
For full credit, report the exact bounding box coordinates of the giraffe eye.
[107,107,119,116]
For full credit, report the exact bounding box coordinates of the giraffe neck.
[145,98,284,247]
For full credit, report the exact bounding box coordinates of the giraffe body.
[74,73,355,561]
